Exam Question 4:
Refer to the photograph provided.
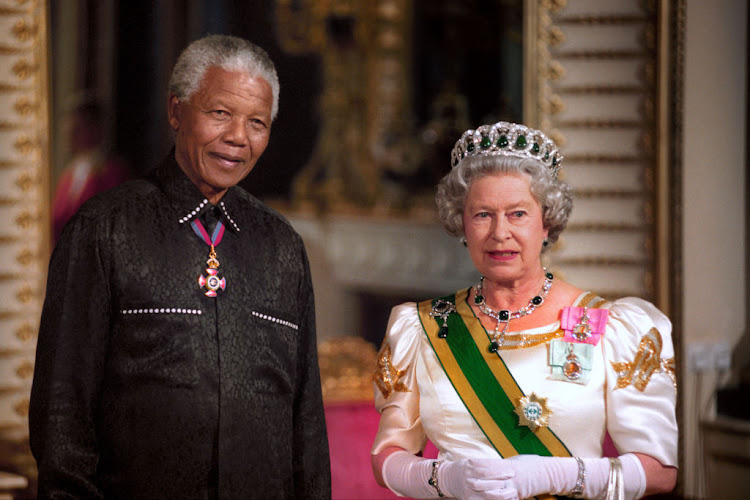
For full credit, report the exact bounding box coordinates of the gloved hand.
[381,451,519,499]
[382,451,646,499]
[439,458,518,500]
[503,453,646,500]
[503,455,579,498]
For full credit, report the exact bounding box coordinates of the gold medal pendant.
[563,343,583,381]
[550,340,594,385]
[197,245,227,297]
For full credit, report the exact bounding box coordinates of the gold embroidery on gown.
[611,327,677,392]
[373,343,410,398]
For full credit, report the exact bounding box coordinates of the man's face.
[168,66,273,203]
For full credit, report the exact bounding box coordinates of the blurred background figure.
[52,94,130,242]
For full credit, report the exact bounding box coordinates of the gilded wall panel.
[560,0,644,16]
[559,24,646,52]
[558,59,646,87]
[555,266,646,298]
[535,0,658,300]
[568,198,647,227]
[564,163,643,190]
[554,232,647,261]
[557,94,643,122]
[562,128,645,156]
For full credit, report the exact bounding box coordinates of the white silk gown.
[372,291,678,469]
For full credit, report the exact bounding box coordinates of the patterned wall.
[0,0,49,484]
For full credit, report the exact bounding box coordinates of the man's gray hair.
[169,34,280,120]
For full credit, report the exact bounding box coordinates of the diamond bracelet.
[571,456,586,497]
[428,460,445,498]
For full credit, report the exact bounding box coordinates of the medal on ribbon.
[561,306,609,345]
[549,339,594,384]
[191,218,227,297]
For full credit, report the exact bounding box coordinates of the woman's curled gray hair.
[168,34,280,120]
[436,155,573,245]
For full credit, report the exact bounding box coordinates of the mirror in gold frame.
[277,0,526,214]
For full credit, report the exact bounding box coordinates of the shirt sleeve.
[29,207,112,498]
[371,303,428,455]
[292,244,332,499]
[602,297,678,467]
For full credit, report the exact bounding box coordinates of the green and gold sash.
[419,288,606,500]
[418,288,608,458]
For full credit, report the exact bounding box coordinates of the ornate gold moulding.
[318,336,378,403]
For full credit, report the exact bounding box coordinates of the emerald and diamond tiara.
[450,121,563,179]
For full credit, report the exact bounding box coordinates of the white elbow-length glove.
[504,453,646,500]
[381,450,519,499]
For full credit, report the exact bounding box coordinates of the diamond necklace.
[474,269,554,352]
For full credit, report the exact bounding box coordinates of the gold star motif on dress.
[611,327,677,392]
[373,342,409,398]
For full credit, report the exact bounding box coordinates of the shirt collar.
[154,152,242,233]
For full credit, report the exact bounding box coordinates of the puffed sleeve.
[371,303,429,455]
[602,297,678,467]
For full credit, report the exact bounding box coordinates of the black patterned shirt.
[30,154,331,499]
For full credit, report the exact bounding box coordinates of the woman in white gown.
[370,122,678,499]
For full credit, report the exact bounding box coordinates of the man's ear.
[167,95,181,131]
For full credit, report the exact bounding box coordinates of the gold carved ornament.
[373,342,409,399]
[318,336,379,402]
[15,322,35,342]
[611,327,677,392]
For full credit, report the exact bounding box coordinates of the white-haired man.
[30,35,331,499]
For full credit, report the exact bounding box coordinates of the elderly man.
[30,35,331,499]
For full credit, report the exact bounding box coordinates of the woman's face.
[462,173,548,286]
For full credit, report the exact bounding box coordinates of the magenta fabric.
[325,402,438,500]
[603,431,619,457]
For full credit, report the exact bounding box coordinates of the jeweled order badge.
[198,246,226,297]
[191,219,227,297]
